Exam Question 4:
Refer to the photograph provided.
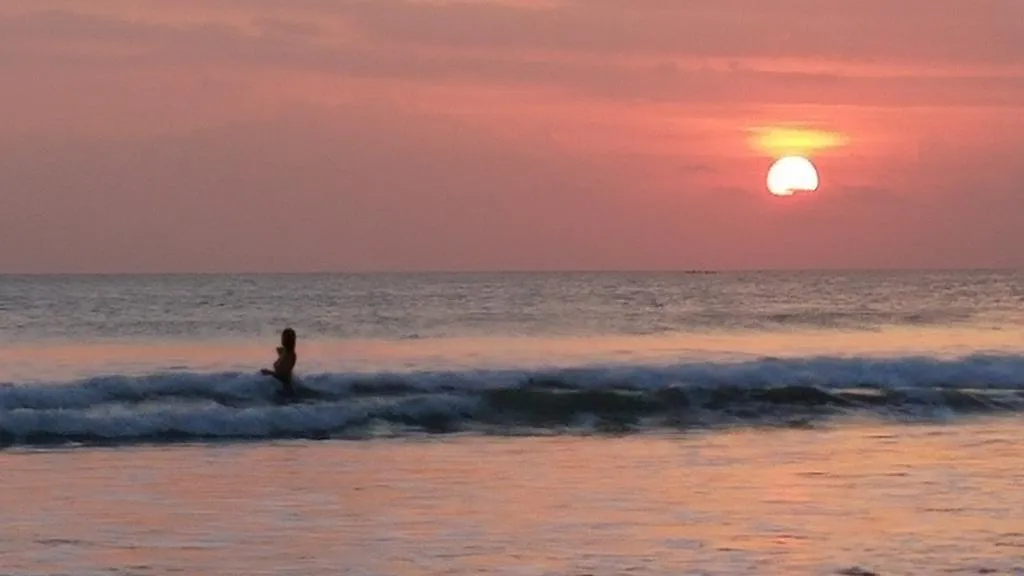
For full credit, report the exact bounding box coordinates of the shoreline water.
[3,421,1023,574]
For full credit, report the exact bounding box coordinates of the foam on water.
[3,353,1024,447]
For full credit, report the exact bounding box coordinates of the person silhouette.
[261,328,297,397]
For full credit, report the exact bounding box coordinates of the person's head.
[281,328,296,351]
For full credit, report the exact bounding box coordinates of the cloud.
[2,5,1023,111]
[0,9,323,67]
[333,0,1024,65]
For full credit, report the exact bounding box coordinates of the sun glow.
[766,156,819,196]
[750,127,847,157]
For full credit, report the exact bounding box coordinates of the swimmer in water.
[261,328,297,396]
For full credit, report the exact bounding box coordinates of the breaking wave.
[3,354,1024,448]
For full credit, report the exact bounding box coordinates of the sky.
[1,0,1023,273]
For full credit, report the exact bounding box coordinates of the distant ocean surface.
[2,271,1023,574]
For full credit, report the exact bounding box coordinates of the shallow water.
[3,421,1023,575]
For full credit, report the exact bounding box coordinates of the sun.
[766,156,819,197]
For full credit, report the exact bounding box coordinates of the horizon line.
[0,266,1020,277]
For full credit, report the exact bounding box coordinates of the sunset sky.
[2,0,1023,273]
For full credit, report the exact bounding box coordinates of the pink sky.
[1,0,1023,273]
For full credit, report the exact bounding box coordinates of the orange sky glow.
[1,0,1022,272]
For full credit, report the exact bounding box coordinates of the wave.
[3,354,1024,448]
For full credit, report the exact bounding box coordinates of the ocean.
[1,271,1023,574]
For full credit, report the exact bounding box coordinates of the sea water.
[1,271,1023,574]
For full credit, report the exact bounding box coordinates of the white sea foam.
[1,354,1023,447]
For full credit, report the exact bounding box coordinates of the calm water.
[1,271,1023,574]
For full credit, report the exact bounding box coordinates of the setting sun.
[767,156,819,196]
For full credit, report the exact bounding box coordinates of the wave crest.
[3,354,1024,447]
